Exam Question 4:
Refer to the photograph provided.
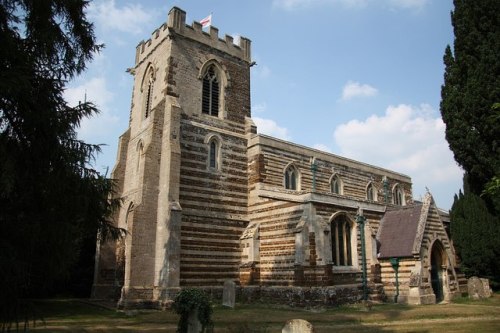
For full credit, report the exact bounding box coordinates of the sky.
[65,0,463,210]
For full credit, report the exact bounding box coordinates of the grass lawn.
[21,293,500,332]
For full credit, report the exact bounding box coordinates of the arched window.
[393,185,405,206]
[367,183,377,201]
[206,135,221,171]
[209,140,218,169]
[202,65,220,116]
[330,174,342,195]
[142,66,155,119]
[284,165,299,190]
[331,215,353,266]
[136,141,144,172]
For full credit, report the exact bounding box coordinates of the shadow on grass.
[22,296,500,333]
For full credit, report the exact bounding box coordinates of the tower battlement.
[135,7,251,65]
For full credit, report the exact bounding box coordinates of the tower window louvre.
[143,68,154,119]
[202,66,219,116]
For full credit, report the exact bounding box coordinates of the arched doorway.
[430,241,446,303]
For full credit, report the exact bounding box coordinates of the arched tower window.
[136,141,144,172]
[209,141,217,168]
[330,174,343,195]
[367,182,377,201]
[284,164,299,190]
[202,65,220,116]
[392,184,405,206]
[142,66,155,119]
[331,215,353,266]
[205,134,222,171]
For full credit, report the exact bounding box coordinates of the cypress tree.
[450,186,500,287]
[440,0,500,196]
[441,0,500,289]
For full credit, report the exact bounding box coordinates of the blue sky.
[65,0,462,210]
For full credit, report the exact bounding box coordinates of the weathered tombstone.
[222,279,236,308]
[468,276,492,299]
[187,308,202,333]
[282,319,314,333]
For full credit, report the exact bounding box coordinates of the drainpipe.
[383,176,389,203]
[356,208,368,301]
[310,158,317,191]
[390,257,400,303]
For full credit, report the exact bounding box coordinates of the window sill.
[331,266,361,274]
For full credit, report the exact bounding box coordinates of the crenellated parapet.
[135,7,251,65]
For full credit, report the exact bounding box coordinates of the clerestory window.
[393,185,405,206]
[202,65,220,117]
[284,165,299,190]
[331,174,342,195]
[367,183,377,201]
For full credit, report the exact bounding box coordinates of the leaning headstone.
[468,276,492,299]
[187,308,202,333]
[282,319,314,333]
[222,280,236,308]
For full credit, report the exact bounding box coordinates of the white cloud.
[313,143,332,153]
[273,0,427,10]
[273,0,368,10]
[341,81,378,100]
[231,33,242,46]
[254,117,291,140]
[88,0,156,35]
[388,0,428,10]
[252,103,268,114]
[334,104,462,208]
[256,65,271,79]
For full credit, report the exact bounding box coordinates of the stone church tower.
[93,7,465,308]
[92,7,254,308]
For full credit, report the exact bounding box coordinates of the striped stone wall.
[250,200,304,285]
[178,119,249,285]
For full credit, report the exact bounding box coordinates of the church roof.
[377,204,423,259]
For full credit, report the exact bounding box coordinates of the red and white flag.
[200,14,212,28]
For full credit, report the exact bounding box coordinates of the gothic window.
[142,66,155,119]
[202,65,220,116]
[330,174,342,194]
[393,185,405,206]
[367,183,377,201]
[207,136,221,170]
[331,215,353,266]
[136,141,144,172]
[284,165,299,190]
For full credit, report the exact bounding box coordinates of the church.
[92,7,466,308]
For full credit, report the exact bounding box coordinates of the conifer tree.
[450,184,500,286]
[0,0,123,328]
[441,0,500,289]
[440,0,500,197]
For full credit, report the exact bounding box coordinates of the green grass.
[16,294,500,332]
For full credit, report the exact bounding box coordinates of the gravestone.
[222,280,236,308]
[282,319,314,333]
[468,276,492,299]
[187,308,202,333]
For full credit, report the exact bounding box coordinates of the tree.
[440,0,500,197]
[0,0,122,328]
[450,183,500,287]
